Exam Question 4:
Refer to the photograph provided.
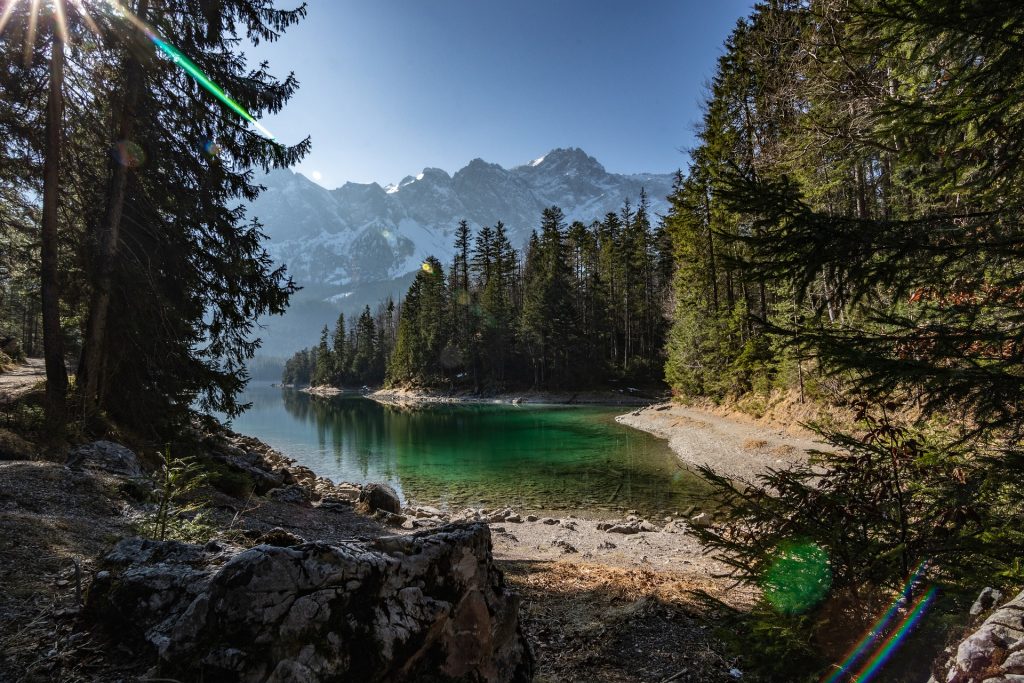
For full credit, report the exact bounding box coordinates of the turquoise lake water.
[225,385,714,518]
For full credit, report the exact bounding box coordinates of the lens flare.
[1,0,276,139]
[821,561,929,683]
[52,0,68,43]
[146,32,275,140]
[0,0,20,37]
[852,586,938,682]
[762,541,831,614]
[421,261,434,274]
[202,139,222,157]
[24,0,40,64]
[114,139,145,167]
[69,0,100,36]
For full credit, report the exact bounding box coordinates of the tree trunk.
[41,29,68,429]
[80,0,149,415]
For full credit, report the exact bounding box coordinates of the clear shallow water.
[224,385,715,518]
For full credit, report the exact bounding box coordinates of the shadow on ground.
[501,559,742,683]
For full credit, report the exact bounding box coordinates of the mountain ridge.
[248,147,676,357]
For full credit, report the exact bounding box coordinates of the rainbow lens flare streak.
[822,561,929,683]
[853,586,938,682]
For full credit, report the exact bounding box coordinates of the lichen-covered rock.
[358,482,401,514]
[66,440,143,478]
[929,589,1024,683]
[86,523,532,683]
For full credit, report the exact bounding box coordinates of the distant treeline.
[283,196,672,391]
[282,302,396,388]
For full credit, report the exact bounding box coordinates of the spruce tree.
[82,0,309,431]
[311,325,332,387]
[351,306,377,385]
[331,312,347,386]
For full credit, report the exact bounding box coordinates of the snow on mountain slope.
[247,148,675,357]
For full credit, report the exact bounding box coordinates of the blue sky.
[250,0,754,187]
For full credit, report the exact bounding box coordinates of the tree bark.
[80,0,149,415]
[41,29,68,429]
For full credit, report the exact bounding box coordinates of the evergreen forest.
[657,1,1024,679]
[283,197,674,392]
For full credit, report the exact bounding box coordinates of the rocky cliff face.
[86,524,533,683]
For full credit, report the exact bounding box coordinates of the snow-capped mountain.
[248,148,675,357]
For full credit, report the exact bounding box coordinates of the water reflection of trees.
[273,394,714,516]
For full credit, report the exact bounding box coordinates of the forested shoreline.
[654,1,1024,679]
[283,196,674,392]
[275,0,1024,673]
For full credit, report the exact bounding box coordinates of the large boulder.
[66,440,143,478]
[86,523,533,682]
[208,444,286,495]
[928,589,1024,682]
[359,482,402,514]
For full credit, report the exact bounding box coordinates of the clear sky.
[249,0,754,188]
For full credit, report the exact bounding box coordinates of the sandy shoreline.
[616,401,824,483]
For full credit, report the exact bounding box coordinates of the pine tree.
[81,0,309,432]
[520,208,575,386]
[330,312,347,386]
[387,257,449,386]
[351,306,377,385]
[311,325,332,387]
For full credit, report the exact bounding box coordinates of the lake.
[224,385,715,519]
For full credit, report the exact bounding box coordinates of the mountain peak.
[519,147,606,176]
[418,167,451,182]
[465,157,502,171]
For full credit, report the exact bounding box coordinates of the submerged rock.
[86,523,533,682]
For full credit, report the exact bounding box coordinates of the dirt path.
[617,402,827,483]
[0,358,45,404]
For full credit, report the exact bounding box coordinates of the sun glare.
[0,0,275,140]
